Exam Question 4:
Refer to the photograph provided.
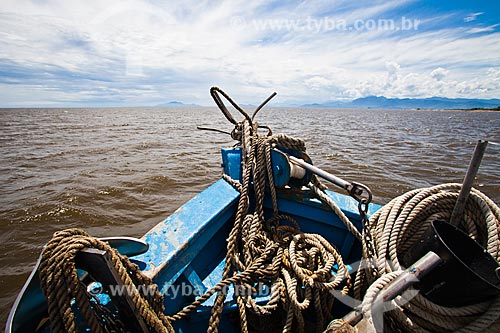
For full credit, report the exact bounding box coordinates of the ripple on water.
[0,107,499,327]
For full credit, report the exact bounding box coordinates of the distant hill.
[303,96,500,110]
[156,101,199,107]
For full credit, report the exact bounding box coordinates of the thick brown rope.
[171,110,352,333]
[39,228,174,333]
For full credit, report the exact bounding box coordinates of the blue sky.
[0,0,499,107]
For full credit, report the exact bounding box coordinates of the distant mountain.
[303,96,500,110]
[156,101,199,107]
[302,101,349,108]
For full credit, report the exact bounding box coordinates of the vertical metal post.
[450,140,488,226]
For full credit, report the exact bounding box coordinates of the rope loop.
[179,88,355,332]
[355,184,500,332]
[210,86,251,124]
[39,228,174,333]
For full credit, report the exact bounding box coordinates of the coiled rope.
[167,87,354,333]
[355,183,500,332]
[39,228,174,333]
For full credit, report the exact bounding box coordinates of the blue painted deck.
[135,179,239,290]
[6,147,383,333]
[129,173,381,332]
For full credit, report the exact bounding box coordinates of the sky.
[0,0,499,107]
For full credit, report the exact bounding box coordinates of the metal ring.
[350,182,373,204]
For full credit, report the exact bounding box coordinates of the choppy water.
[0,106,499,326]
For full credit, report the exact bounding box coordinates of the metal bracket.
[76,248,150,333]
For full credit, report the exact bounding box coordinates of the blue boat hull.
[133,178,380,332]
[6,157,381,333]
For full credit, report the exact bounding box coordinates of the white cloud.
[0,0,499,106]
[467,24,500,34]
[464,12,484,23]
[430,67,449,81]
[385,61,401,83]
[305,76,334,90]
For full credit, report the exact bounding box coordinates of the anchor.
[332,140,500,332]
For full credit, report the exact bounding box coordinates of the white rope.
[356,183,500,332]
